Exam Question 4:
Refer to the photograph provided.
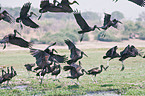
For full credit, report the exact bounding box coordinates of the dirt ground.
[1,39,145,51]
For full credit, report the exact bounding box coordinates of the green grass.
[0,48,145,95]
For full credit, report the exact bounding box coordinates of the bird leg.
[40,76,44,85]
[80,33,84,42]
[107,60,109,66]
[121,61,125,71]
[38,13,42,20]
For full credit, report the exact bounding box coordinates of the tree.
[111,11,124,20]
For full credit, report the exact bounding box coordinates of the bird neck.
[92,25,97,31]
[100,66,103,72]
[7,67,9,74]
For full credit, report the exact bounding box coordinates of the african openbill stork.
[51,64,61,82]
[0,7,15,24]
[99,13,122,30]
[65,39,88,64]
[0,30,32,49]
[24,63,35,77]
[2,66,17,87]
[113,0,145,7]
[30,42,67,70]
[83,65,107,83]
[63,63,85,85]
[16,2,39,29]
[38,0,73,19]
[74,11,100,41]
[119,45,143,71]
[103,46,120,67]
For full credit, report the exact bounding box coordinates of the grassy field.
[0,48,145,95]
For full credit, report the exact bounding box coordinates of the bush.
[95,31,121,42]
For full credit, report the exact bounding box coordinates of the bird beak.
[47,42,56,49]
[15,30,21,36]
[83,52,88,57]
[118,21,122,24]
[75,1,79,5]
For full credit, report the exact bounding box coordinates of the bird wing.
[9,37,31,48]
[21,17,39,28]
[74,12,90,30]
[103,13,111,26]
[30,48,51,67]
[70,48,81,59]
[64,39,76,50]
[128,0,144,7]
[40,0,50,8]
[2,10,15,23]
[20,2,31,17]
[88,67,99,73]
[120,45,130,56]
[51,54,68,63]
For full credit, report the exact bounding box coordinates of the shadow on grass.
[101,84,114,87]
[68,85,79,89]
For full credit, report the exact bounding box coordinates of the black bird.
[73,11,100,41]
[16,2,39,29]
[119,45,143,71]
[0,8,15,24]
[0,30,32,49]
[63,64,85,85]
[36,66,47,84]
[38,0,73,19]
[51,64,61,82]
[30,42,67,70]
[24,63,35,71]
[113,0,144,7]
[0,69,6,84]
[83,65,106,83]
[65,39,88,64]
[103,46,120,66]
[99,13,122,30]
[24,63,35,77]
[2,66,17,86]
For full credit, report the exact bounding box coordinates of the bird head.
[100,65,104,68]
[114,46,118,49]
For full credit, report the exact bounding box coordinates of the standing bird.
[30,42,67,70]
[83,65,106,83]
[119,45,143,71]
[113,0,144,7]
[103,46,120,66]
[73,11,100,41]
[65,39,88,64]
[2,66,17,87]
[16,2,39,29]
[51,64,61,82]
[0,8,15,24]
[99,13,122,30]
[36,66,47,85]
[63,64,85,85]
[24,63,35,77]
[0,30,32,49]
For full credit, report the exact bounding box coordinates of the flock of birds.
[0,0,145,86]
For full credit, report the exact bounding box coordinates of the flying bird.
[0,30,32,49]
[16,2,39,29]
[119,45,143,71]
[73,11,100,41]
[65,39,88,64]
[0,8,15,24]
[63,62,85,85]
[99,13,122,30]
[38,0,73,19]
[103,46,120,66]
[30,42,67,70]
[113,0,144,7]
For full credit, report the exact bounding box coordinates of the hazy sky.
[0,0,145,19]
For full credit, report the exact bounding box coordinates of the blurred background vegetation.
[0,7,145,45]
